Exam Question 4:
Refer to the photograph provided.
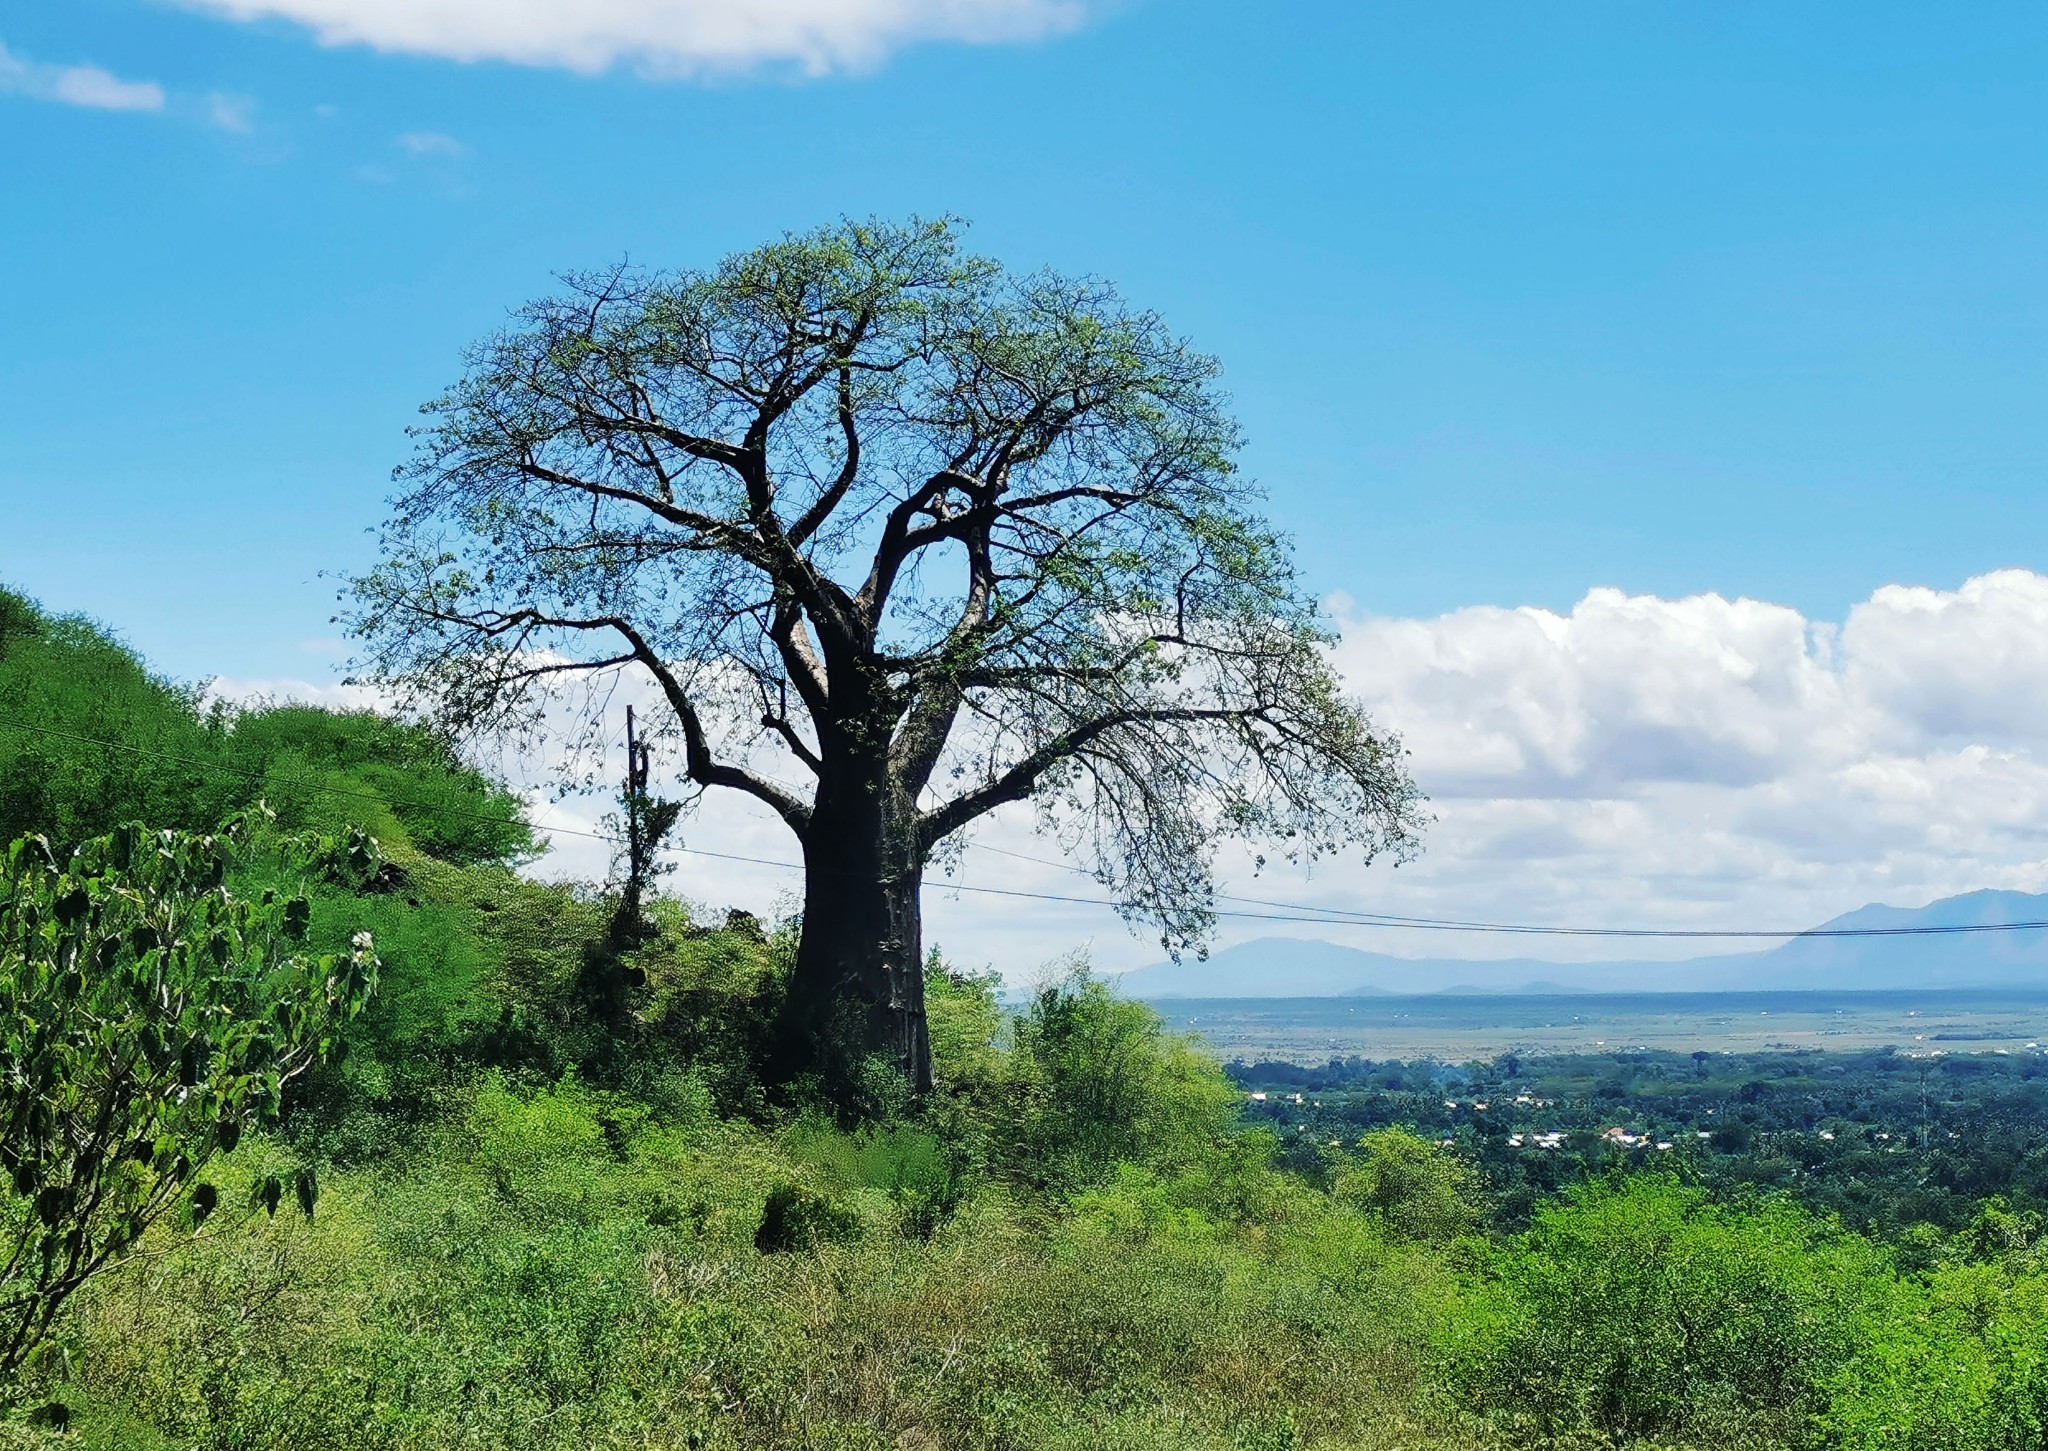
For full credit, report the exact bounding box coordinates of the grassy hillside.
[4,584,2048,1450]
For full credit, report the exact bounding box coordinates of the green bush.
[1335,1129,1481,1245]
[993,970,1240,1191]
[0,591,237,851]
[924,957,1009,1088]
[0,821,379,1377]
[755,1182,862,1253]
[40,1065,1469,1451]
[222,704,532,868]
[1442,1176,1888,1447]
[1824,1261,2048,1451]
[787,1118,971,1239]
[0,590,535,873]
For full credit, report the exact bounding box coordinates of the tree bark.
[774,766,933,1095]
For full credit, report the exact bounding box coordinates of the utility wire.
[934,834,2048,940]
[5,712,2047,942]
[968,837,1562,928]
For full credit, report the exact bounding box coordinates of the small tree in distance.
[349,217,1423,1094]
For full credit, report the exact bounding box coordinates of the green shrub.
[1442,1176,1888,1446]
[221,704,532,868]
[0,590,535,874]
[1823,1261,2048,1451]
[0,822,378,1376]
[0,592,237,850]
[1335,1129,1481,1245]
[788,1119,971,1239]
[43,1062,1468,1451]
[924,957,1009,1089]
[755,1182,862,1253]
[995,970,1240,1191]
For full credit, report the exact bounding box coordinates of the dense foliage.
[0,589,530,866]
[9,583,2048,1449]
[1235,1045,2048,1239]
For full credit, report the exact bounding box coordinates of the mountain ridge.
[1113,887,2048,998]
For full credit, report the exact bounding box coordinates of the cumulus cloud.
[1333,570,2048,802]
[1842,572,2048,743]
[0,41,166,112]
[1281,569,2048,962]
[1333,588,1856,799]
[171,0,1089,76]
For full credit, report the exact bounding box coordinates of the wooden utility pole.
[624,704,650,906]
[584,705,661,1032]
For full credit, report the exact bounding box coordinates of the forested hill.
[0,583,532,864]
[5,579,2048,1451]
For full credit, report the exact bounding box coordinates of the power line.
[6,712,2048,941]
[947,838,2048,939]
[969,837,1554,928]
[926,878,2048,940]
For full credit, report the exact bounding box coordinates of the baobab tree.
[348,218,1423,1093]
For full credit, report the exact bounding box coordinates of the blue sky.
[9,1,2048,969]
[8,1,2048,681]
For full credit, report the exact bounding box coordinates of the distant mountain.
[1742,889,2048,991]
[1113,888,2048,998]
[1112,937,1504,998]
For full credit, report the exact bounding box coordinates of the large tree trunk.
[774,768,932,1096]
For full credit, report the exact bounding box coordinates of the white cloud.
[1280,569,2048,964]
[396,129,466,156]
[0,42,166,112]
[1332,571,2048,803]
[1841,570,2048,744]
[0,42,262,134]
[171,0,1090,77]
[1333,588,1856,799]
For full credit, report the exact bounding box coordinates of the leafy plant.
[1824,1262,2048,1451]
[1335,1128,1480,1244]
[0,820,380,1373]
[0,589,238,852]
[754,1181,859,1253]
[1443,1176,1886,1445]
[999,970,1239,1190]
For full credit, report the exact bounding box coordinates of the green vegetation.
[346,217,1423,1096]
[9,583,2048,1448]
[1235,1046,2048,1237]
[0,820,378,1376]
